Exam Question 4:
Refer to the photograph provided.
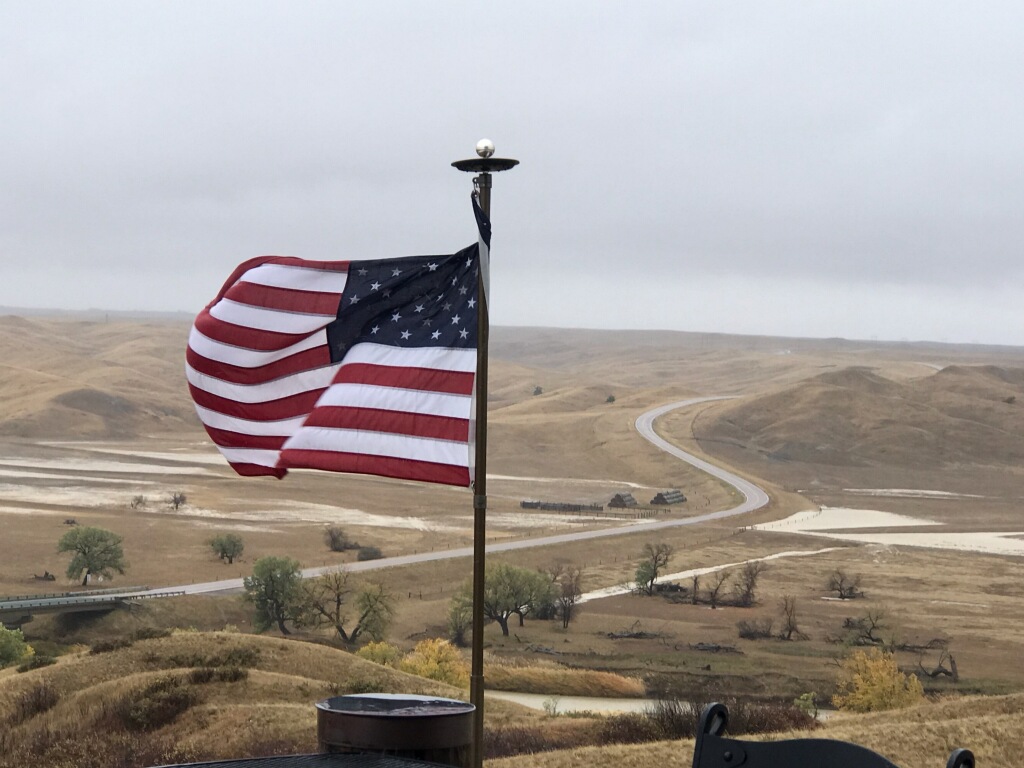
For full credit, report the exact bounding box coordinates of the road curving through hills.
[99,396,773,597]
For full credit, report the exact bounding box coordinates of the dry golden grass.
[487,694,1024,768]
[484,663,645,697]
[4,316,1024,767]
[0,629,543,766]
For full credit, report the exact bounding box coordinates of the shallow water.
[485,690,652,714]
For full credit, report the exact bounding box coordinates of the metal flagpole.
[452,140,518,768]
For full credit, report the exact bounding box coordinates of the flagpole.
[453,140,518,768]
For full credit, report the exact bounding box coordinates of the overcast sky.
[3,3,1022,345]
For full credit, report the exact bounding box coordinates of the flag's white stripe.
[194,404,307,436]
[218,447,282,467]
[186,361,342,404]
[315,383,471,419]
[343,342,477,373]
[284,427,469,467]
[188,327,328,368]
[241,263,349,294]
[211,298,335,335]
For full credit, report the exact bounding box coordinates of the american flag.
[186,201,489,487]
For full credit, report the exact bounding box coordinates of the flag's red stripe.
[194,310,315,352]
[208,256,349,306]
[227,461,287,479]
[334,363,475,396]
[278,449,470,487]
[301,406,469,442]
[203,427,289,450]
[225,281,342,316]
[187,346,332,386]
[188,383,326,421]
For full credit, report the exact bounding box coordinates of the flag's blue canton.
[326,245,480,363]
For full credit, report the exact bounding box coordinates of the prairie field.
[2,314,1024,766]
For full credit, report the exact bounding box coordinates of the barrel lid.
[316,694,475,717]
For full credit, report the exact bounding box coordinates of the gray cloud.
[2,2,1022,344]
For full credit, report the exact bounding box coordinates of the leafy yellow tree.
[356,641,403,667]
[399,638,469,687]
[832,647,924,712]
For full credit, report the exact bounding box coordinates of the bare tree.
[129,495,146,510]
[843,608,888,646]
[917,648,959,682]
[827,569,864,599]
[734,562,768,607]
[705,570,731,609]
[779,595,806,640]
[548,564,583,629]
[690,573,701,605]
[169,492,187,511]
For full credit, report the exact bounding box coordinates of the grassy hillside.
[692,364,1024,494]
[3,627,1018,768]
[0,316,197,439]
[3,316,1024,768]
[0,630,528,767]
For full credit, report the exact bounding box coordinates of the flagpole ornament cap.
[475,139,495,158]
[451,155,519,173]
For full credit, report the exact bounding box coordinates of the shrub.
[0,732,200,768]
[111,676,197,731]
[356,641,403,667]
[17,655,57,673]
[737,618,775,639]
[722,698,817,733]
[399,638,469,687]
[832,648,924,712]
[484,725,595,758]
[793,692,819,719]
[357,545,383,561]
[133,627,172,641]
[11,682,60,725]
[599,712,665,744]
[0,626,33,668]
[324,525,358,552]
[188,666,249,684]
[164,647,260,669]
[90,637,133,654]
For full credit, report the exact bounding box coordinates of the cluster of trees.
[634,544,769,610]
[242,556,395,644]
[128,492,188,511]
[447,561,584,642]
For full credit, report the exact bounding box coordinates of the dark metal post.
[452,141,517,768]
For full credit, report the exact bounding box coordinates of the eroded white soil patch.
[0,457,210,475]
[753,507,1024,557]
[841,488,984,499]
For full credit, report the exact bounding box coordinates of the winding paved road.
[11,397,771,602]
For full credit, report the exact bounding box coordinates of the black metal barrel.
[316,694,475,768]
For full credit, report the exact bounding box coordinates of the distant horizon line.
[1,304,1021,352]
